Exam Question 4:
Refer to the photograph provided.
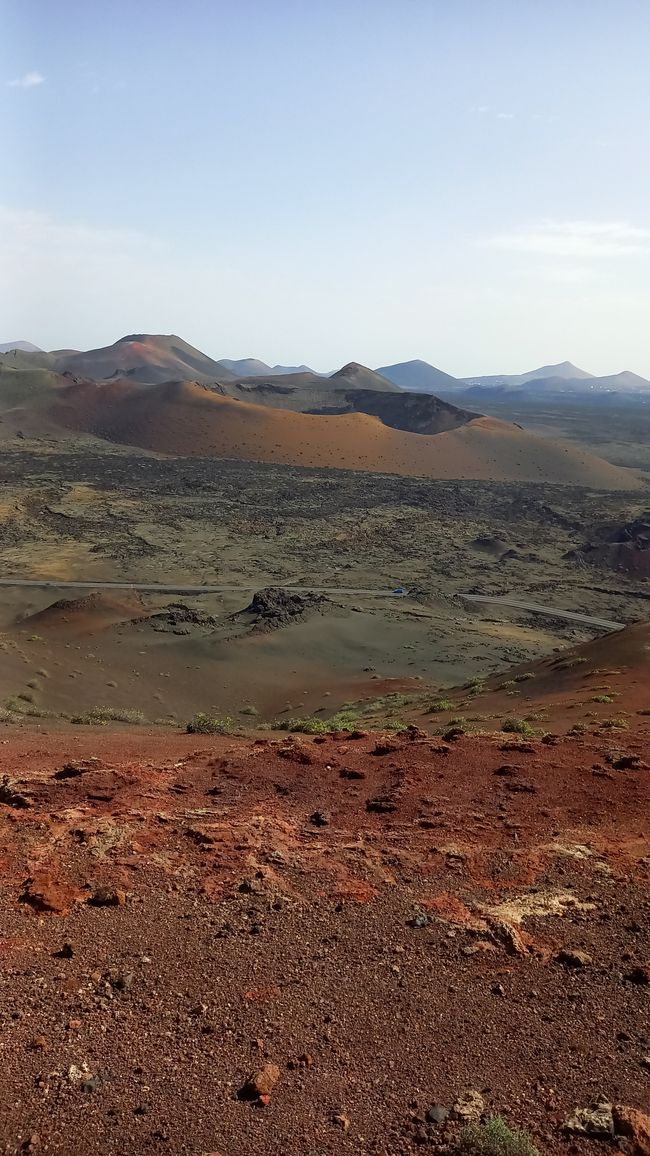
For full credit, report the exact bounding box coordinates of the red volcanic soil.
[50,378,642,487]
[23,591,147,635]
[1,725,649,1154]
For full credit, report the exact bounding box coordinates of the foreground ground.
[1,724,649,1154]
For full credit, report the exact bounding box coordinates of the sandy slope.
[51,379,643,488]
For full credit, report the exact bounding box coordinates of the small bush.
[186,712,233,735]
[275,709,360,734]
[501,718,536,737]
[71,706,146,726]
[456,1115,540,1155]
[498,680,516,689]
[568,722,588,734]
[240,705,258,716]
[599,717,628,730]
[513,672,535,682]
[429,698,455,713]
[592,694,613,703]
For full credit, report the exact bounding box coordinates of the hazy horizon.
[3,0,650,376]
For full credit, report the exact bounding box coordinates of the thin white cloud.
[7,70,45,89]
[0,205,161,261]
[483,220,650,258]
[496,111,515,120]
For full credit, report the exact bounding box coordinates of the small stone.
[425,1104,449,1125]
[54,942,74,959]
[309,810,329,827]
[624,965,650,985]
[113,971,135,991]
[28,1037,48,1052]
[555,949,592,969]
[452,1089,485,1123]
[89,886,125,907]
[564,1100,614,1137]
[491,982,506,997]
[239,1062,281,1101]
[613,1104,650,1154]
[333,1113,350,1131]
[409,913,430,929]
[366,796,398,813]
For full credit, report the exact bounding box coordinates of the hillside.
[49,333,236,385]
[0,340,43,354]
[0,366,74,410]
[376,359,460,392]
[49,378,642,487]
[328,362,398,391]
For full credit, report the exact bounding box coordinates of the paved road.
[0,577,625,631]
[459,593,624,632]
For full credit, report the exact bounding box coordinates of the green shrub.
[513,672,535,682]
[429,698,455,713]
[599,717,628,730]
[71,706,146,726]
[501,718,536,737]
[592,694,613,703]
[240,704,258,716]
[186,712,233,735]
[456,1116,540,1155]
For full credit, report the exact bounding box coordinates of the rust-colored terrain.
[1,713,649,1155]
[49,378,641,487]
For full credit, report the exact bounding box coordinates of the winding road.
[0,577,625,631]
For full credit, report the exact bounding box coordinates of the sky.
[2,0,650,376]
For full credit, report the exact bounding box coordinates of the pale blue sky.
[2,0,650,374]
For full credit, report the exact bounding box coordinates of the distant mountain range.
[0,332,642,489]
[218,358,317,377]
[378,358,650,396]
[2,335,649,397]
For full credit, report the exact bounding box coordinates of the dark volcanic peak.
[522,360,594,382]
[329,362,398,391]
[376,359,460,392]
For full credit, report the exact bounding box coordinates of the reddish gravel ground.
[0,725,649,1155]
